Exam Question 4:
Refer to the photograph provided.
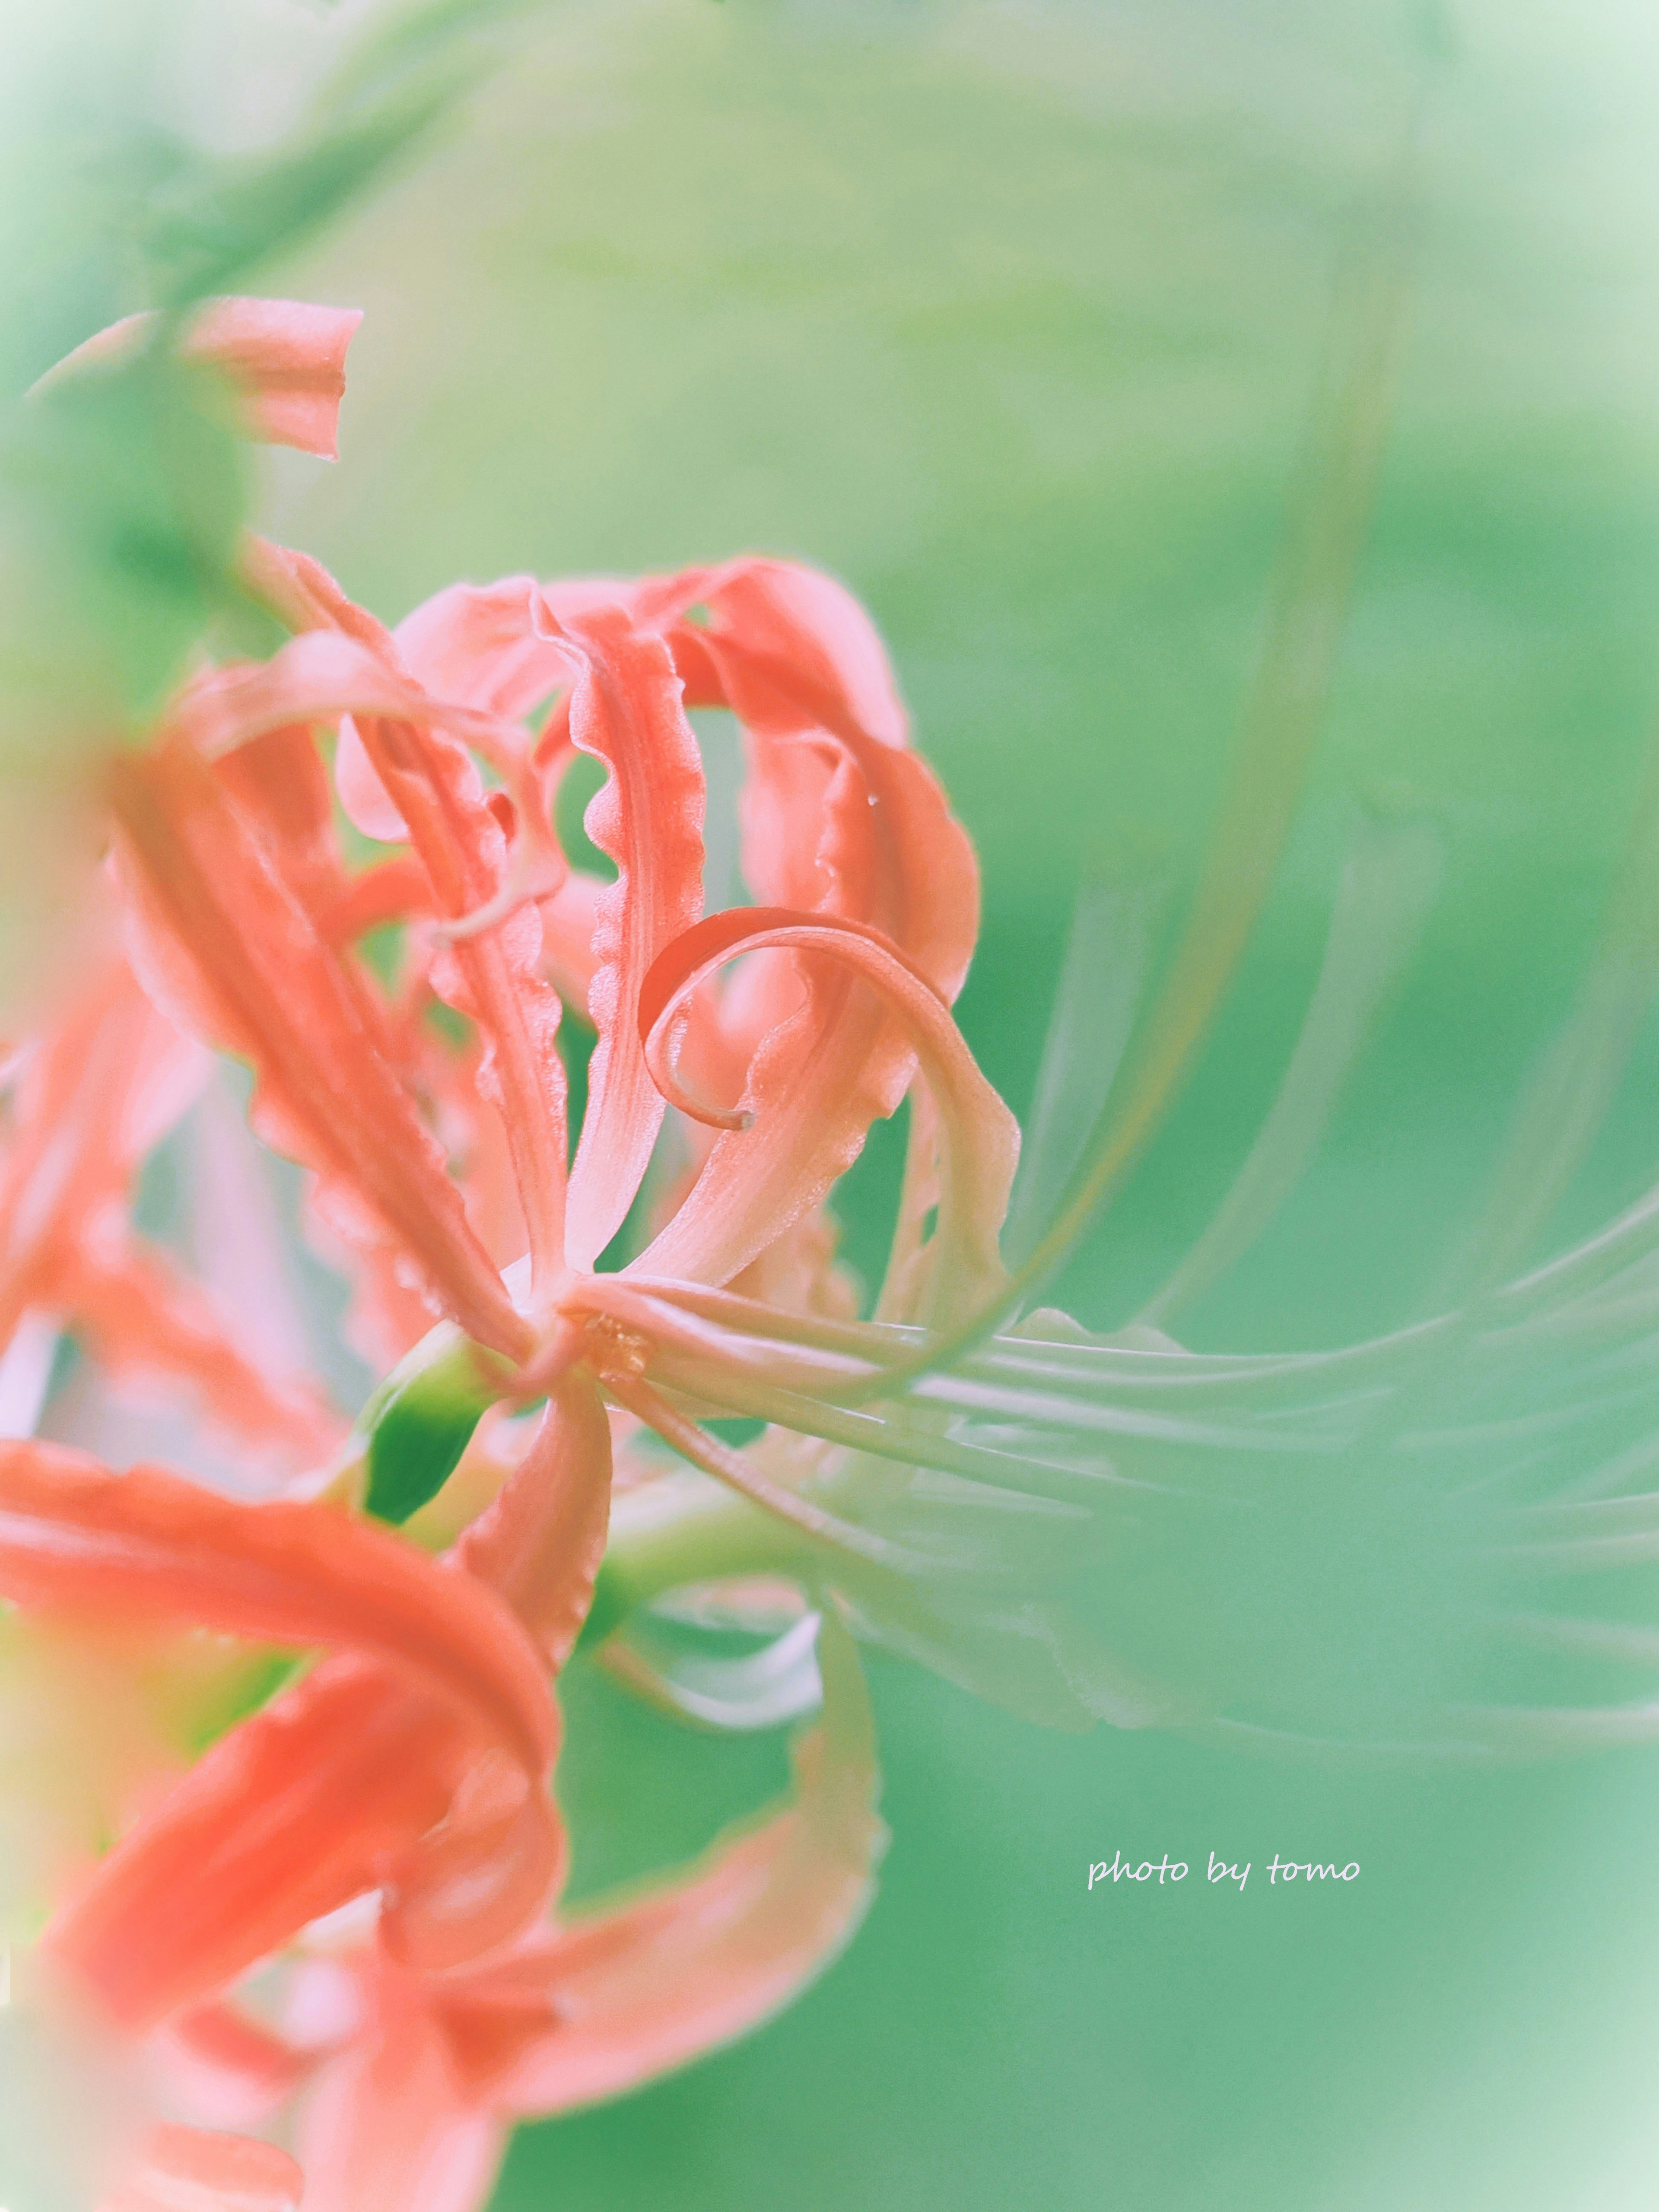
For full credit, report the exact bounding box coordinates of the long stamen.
[566,1278,880,1396]
[597,1370,943,1578]
[628,1353,1184,1505]
[617,1272,918,1364]
[851,94,1429,1392]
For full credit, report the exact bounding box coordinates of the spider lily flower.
[0,296,992,2210]
[13,294,1659,2212]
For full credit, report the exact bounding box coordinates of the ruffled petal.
[184,299,362,460]
[65,1249,340,1464]
[0,968,327,1449]
[373,1378,610,1986]
[158,2002,320,2130]
[170,631,517,768]
[236,539,396,655]
[395,577,568,721]
[379,1753,563,1975]
[684,559,975,994]
[110,738,530,1360]
[454,1375,614,1666]
[390,580,581,935]
[456,1609,884,2114]
[335,716,411,843]
[0,960,207,1348]
[635,560,982,1287]
[702,559,904,739]
[342,699,569,1293]
[725,1201,861,1325]
[534,599,706,1269]
[535,870,605,1021]
[48,1660,469,2031]
[188,606,570,1296]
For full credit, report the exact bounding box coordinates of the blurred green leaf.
[320,0,549,116]
[0,346,247,731]
[140,80,463,309]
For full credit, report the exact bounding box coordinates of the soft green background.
[276,4,1659,2207]
[57,0,1659,2202]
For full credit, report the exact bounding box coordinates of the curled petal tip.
[38,298,364,461]
[187,298,363,460]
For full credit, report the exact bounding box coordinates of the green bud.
[359,1323,514,1525]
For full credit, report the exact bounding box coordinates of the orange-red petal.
[48,299,360,461]
[452,1610,884,2115]
[48,1660,470,2032]
[0,1441,554,1770]
[111,741,529,1360]
[44,1390,610,2031]
[638,908,1016,1324]
[534,600,706,1269]
[636,559,982,1287]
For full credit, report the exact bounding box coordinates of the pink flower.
[3,299,1001,2211]
[14,295,1659,2212]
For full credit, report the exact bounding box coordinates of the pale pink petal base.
[99,2123,303,2212]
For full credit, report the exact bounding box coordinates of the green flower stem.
[581,1467,818,1652]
